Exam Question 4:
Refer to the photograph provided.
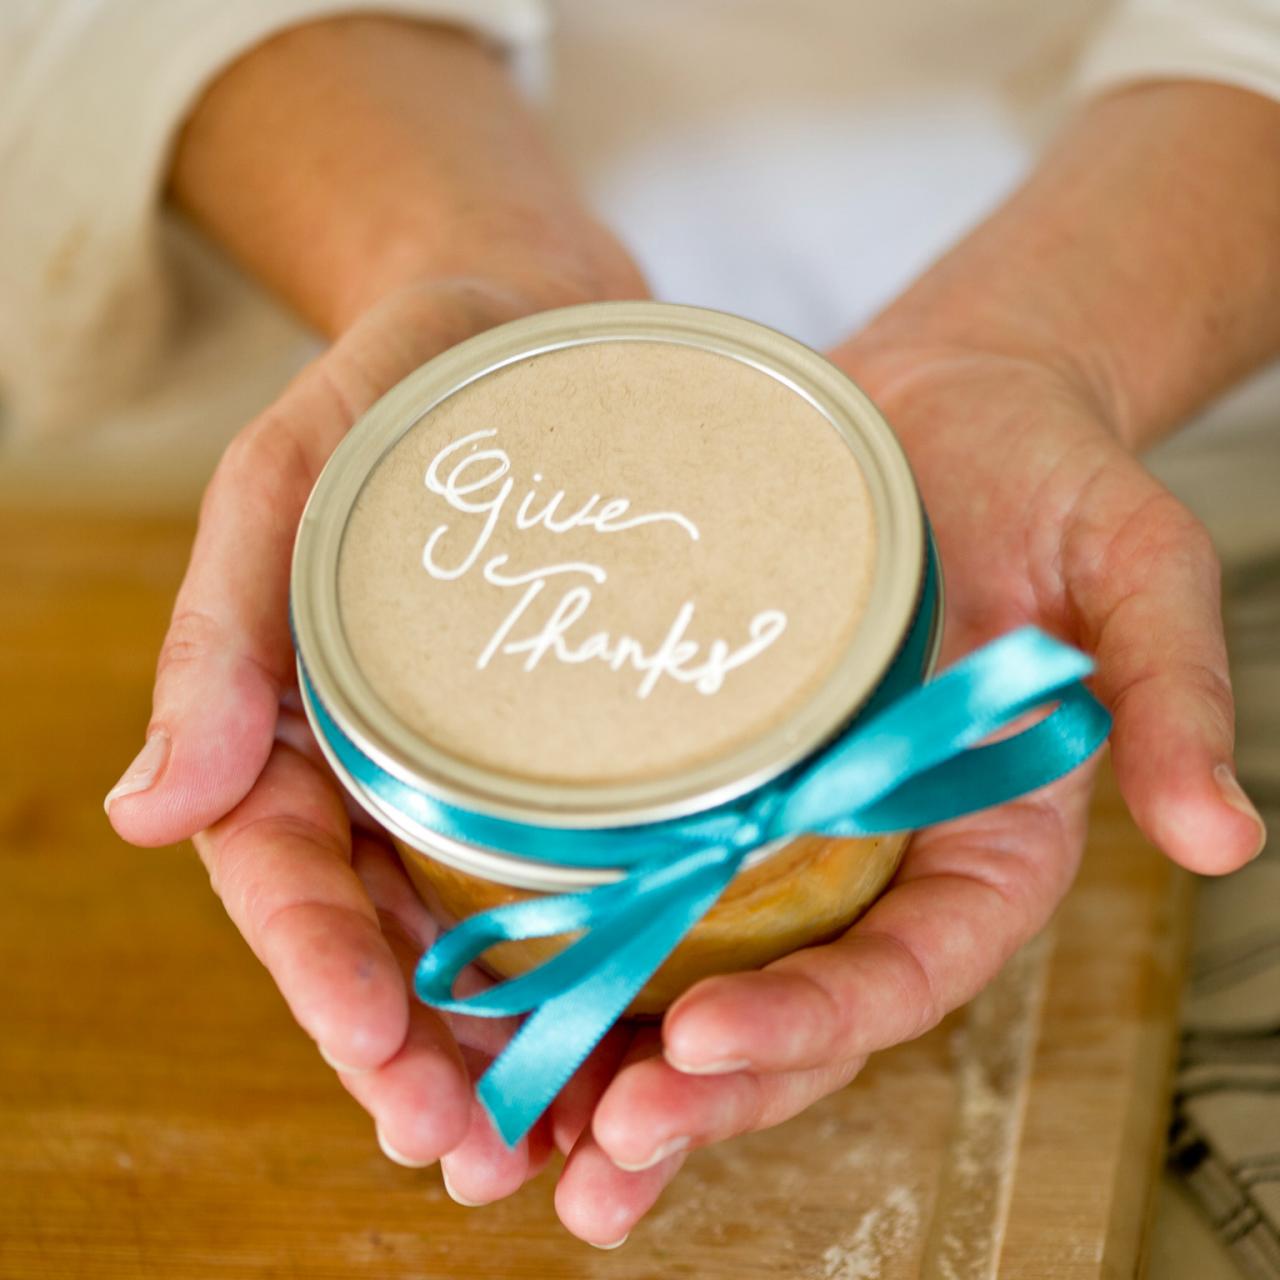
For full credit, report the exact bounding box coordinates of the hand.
[561,80,1280,1239]
[102,276,662,1241]
[106,11,680,1244]
[559,340,1266,1243]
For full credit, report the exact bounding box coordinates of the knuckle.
[1161,502,1220,575]
[974,800,1077,905]
[1184,651,1233,703]
[157,606,224,677]
[1181,659,1236,739]
[207,412,311,513]
[224,811,348,866]
[894,940,946,1039]
[724,1068,769,1135]
[1083,481,1217,587]
[856,930,945,1042]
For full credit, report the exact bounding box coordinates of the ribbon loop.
[773,628,1106,837]
[415,842,746,1018]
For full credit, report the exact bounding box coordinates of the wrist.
[325,211,648,338]
[836,293,1128,447]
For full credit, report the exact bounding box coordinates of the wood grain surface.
[0,507,1191,1279]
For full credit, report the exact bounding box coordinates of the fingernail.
[589,1234,629,1251]
[376,1126,435,1170]
[1214,764,1267,859]
[664,1054,751,1076]
[613,1134,690,1173]
[440,1165,485,1207]
[104,730,169,814]
[319,1043,373,1076]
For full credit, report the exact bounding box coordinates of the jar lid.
[292,302,924,830]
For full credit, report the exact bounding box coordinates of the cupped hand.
[102,274,663,1242]
[560,341,1266,1241]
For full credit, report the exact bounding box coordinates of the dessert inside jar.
[292,302,937,1014]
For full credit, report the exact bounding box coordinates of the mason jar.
[291,302,940,1014]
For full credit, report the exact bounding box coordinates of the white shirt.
[0,0,1277,524]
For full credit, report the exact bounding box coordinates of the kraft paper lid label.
[336,339,876,787]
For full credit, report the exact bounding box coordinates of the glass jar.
[292,302,938,1014]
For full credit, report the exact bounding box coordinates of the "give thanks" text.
[420,429,787,699]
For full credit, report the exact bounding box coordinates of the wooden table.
[0,507,1190,1279]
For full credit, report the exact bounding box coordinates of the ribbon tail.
[474,850,743,1147]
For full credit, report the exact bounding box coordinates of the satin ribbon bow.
[395,626,1111,1146]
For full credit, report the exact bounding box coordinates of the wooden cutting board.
[0,507,1191,1279]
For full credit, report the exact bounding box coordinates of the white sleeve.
[0,1,549,437]
[1077,0,1280,104]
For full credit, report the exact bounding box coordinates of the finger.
[349,827,552,1074]
[348,836,551,1174]
[554,1127,687,1250]
[547,1025,636,1156]
[341,1010,473,1168]
[1065,474,1265,873]
[337,930,473,1165]
[437,1097,536,1205]
[663,779,1088,1076]
[193,745,409,1071]
[106,284,514,847]
[340,837,483,1163]
[350,836,441,952]
[590,1051,863,1174]
[435,950,633,1192]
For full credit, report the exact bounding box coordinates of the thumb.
[105,280,617,846]
[105,361,347,846]
[1071,477,1265,875]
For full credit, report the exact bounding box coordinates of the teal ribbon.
[300,554,1110,1147]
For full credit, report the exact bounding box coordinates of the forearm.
[169,15,643,337]
[842,81,1280,449]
